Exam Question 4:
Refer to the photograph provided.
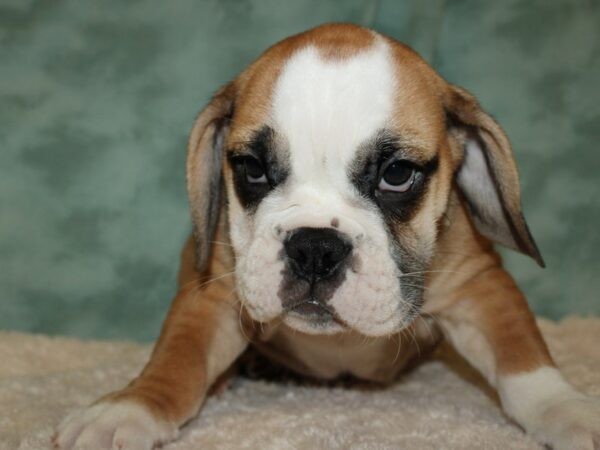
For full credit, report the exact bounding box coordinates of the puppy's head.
[187,24,543,337]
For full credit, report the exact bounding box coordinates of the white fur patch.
[498,367,600,449]
[272,38,396,188]
[54,400,177,450]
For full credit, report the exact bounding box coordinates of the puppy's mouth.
[279,270,348,330]
[283,297,348,335]
[286,297,339,324]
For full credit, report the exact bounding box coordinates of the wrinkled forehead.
[228,33,445,166]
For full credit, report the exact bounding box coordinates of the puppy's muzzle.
[283,227,351,319]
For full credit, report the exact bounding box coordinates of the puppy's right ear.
[186,83,236,272]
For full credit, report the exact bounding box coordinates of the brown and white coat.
[55,24,600,450]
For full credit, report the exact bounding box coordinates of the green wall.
[1,0,598,341]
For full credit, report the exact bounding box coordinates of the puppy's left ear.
[186,83,236,272]
[444,84,544,267]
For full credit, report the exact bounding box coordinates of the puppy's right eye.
[378,161,415,193]
[243,157,267,184]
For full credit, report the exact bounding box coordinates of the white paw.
[529,396,600,450]
[499,367,600,450]
[53,400,178,450]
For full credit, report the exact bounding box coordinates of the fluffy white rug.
[3,317,600,450]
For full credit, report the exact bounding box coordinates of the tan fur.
[424,194,553,375]
[56,23,583,450]
[99,223,249,425]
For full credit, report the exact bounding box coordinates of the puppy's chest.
[253,320,439,383]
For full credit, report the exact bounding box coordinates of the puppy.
[54,24,600,450]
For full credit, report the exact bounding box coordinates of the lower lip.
[290,300,334,319]
[284,312,347,335]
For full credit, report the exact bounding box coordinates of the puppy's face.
[223,31,453,337]
[187,25,542,338]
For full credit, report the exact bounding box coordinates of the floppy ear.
[445,84,544,267]
[186,83,236,272]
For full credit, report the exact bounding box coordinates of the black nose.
[284,228,352,281]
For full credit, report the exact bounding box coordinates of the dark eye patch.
[348,129,438,318]
[243,157,266,181]
[227,126,289,211]
[349,129,438,222]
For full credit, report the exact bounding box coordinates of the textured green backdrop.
[1,0,599,341]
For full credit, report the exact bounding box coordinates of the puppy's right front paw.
[53,400,178,450]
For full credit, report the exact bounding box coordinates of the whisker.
[180,269,238,301]
[398,282,432,292]
[399,269,469,277]
[415,315,437,344]
[406,323,421,359]
[195,271,236,290]
[392,332,403,364]
[435,250,480,258]
[210,240,234,248]
[233,290,257,345]
[178,275,202,291]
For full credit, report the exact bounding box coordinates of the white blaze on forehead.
[271,38,396,187]
[233,38,413,336]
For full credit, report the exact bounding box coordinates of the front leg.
[54,280,249,450]
[438,267,600,450]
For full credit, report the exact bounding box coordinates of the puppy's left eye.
[244,157,267,184]
[378,161,415,192]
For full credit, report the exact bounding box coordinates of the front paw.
[53,399,178,450]
[500,368,600,450]
[528,396,600,450]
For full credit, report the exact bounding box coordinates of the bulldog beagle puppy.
[54,24,600,450]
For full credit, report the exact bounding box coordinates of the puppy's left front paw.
[529,396,600,450]
[53,399,177,450]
